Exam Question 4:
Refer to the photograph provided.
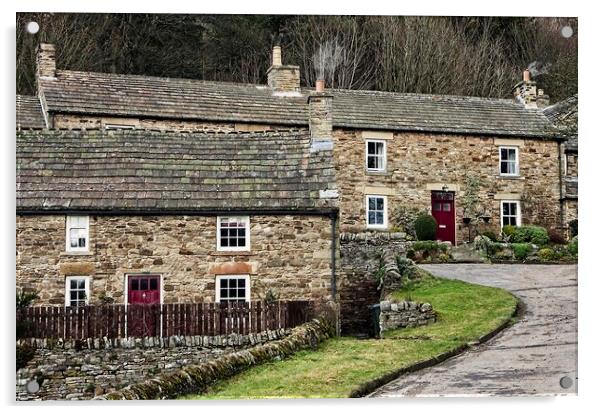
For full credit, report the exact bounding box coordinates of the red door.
[127,275,161,337]
[431,191,456,245]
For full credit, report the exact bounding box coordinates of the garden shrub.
[502,225,516,240]
[16,343,35,371]
[538,248,557,262]
[481,230,498,242]
[475,235,503,257]
[414,214,437,241]
[390,205,429,238]
[568,238,578,256]
[512,225,549,246]
[511,243,532,260]
[396,257,420,279]
[412,240,447,253]
[569,219,578,238]
[547,228,567,245]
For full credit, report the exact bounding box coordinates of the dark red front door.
[431,191,456,245]
[128,275,161,337]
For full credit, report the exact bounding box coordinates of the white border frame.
[216,216,251,252]
[215,274,251,303]
[500,200,522,228]
[64,276,90,307]
[365,194,388,230]
[365,139,387,172]
[499,146,520,177]
[65,215,90,253]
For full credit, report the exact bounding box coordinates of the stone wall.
[379,300,436,336]
[333,129,562,241]
[339,232,410,335]
[16,329,289,400]
[16,214,334,305]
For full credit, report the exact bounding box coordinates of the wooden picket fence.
[16,300,313,340]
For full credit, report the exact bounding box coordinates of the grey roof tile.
[16,129,337,213]
[16,95,46,129]
[39,70,559,138]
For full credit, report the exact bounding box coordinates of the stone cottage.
[544,94,578,228]
[16,128,338,307]
[16,43,572,333]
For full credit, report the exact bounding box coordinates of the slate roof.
[38,70,559,138]
[16,95,46,129]
[16,129,337,214]
[543,94,578,151]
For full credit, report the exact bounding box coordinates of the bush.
[412,240,447,253]
[569,219,578,238]
[548,228,567,245]
[396,257,420,279]
[16,344,35,371]
[568,238,578,256]
[390,205,429,238]
[414,214,437,241]
[512,225,549,246]
[512,243,532,260]
[481,230,499,242]
[475,235,503,257]
[538,248,557,262]
[502,225,516,240]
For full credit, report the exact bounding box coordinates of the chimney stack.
[513,68,549,109]
[267,45,300,94]
[36,43,56,79]
[308,86,333,146]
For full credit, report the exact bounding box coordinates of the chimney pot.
[315,79,325,93]
[523,69,531,82]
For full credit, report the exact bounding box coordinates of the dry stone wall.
[379,300,436,336]
[16,328,289,401]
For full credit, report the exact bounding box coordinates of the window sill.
[61,251,93,257]
[210,251,255,256]
[498,175,524,180]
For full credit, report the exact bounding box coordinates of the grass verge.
[183,275,517,399]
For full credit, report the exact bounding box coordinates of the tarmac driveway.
[370,264,578,397]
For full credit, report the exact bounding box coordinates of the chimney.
[267,45,300,94]
[308,83,333,151]
[36,43,56,79]
[513,69,549,109]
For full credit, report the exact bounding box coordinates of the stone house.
[16,43,572,332]
[17,128,338,307]
[543,94,578,228]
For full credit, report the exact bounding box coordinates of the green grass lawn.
[183,275,517,399]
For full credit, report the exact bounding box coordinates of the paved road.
[370,264,577,397]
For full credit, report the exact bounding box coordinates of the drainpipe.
[558,140,565,231]
[330,211,337,301]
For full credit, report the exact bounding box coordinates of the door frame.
[430,191,458,246]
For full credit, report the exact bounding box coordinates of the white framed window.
[66,215,89,252]
[217,216,250,251]
[366,195,388,229]
[65,276,90,307]
[499,146,519,176]
[215,275,250,303]
[500,201,521,227]
[365,140,387,172]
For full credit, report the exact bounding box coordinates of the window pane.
[220,229,228,238]
[141,279,148,290]
[368,141,375,154]
[132,279,139,290]
[70,291,77,300]
[150,278,158,290]
[238,279,245,288]
[368,211,376,224]
[503,203,510,216]
[375,212,384,224]
[376,197,384,211]
[507,149,516,161]
[237,237,246,246]
[220,279,227,289]
[375,142,384,156]
[443,203,451,212]
[367,156,376,169]
[368,197,376,211]
[238,288,246,298]
[78,280,85,289]
[501,161,508,174]
[508,162,516,175]
[220,288,228,298]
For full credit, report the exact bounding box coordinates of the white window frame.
[365,139,387,172]
[216,216,251,252]
[500,200,522,228]
[64,276,90,307]
[499,146,519,176]
[215,275,251,303]
[65,215,90,253]
[366,195,388,229]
